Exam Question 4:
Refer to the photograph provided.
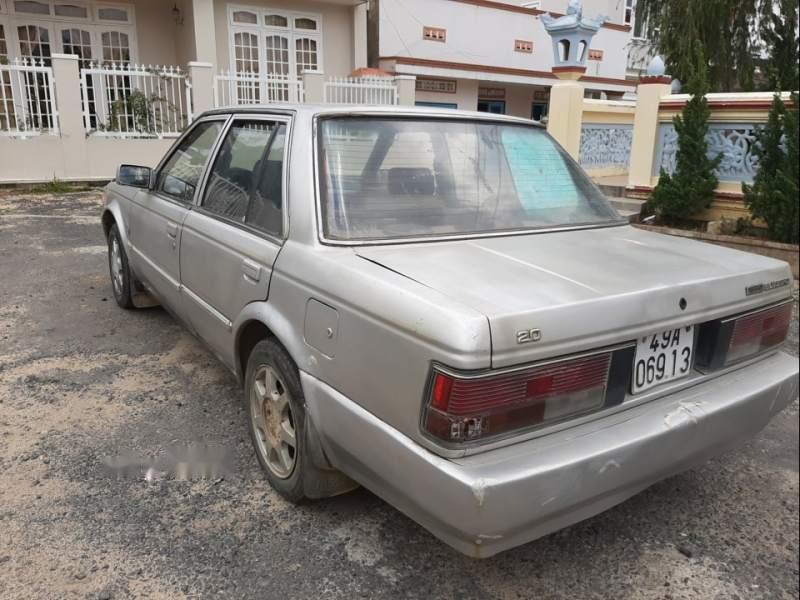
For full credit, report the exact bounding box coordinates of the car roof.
[199,103,542,126]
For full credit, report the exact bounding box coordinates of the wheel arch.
[101,200,130,250]
[233,302,306,388]
[234,302,352,486]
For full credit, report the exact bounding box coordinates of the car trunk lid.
[355,225,792,368]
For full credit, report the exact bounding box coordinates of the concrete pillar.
[546,70,584,159]
[627,75,672,189]
[188,61,214,115]
[302,70,326,104]
[192,0,217,70]
[50,53,86,178]
[394,75,416,106]
[353,3,368,70]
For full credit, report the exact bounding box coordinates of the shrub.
[744,93,799,244]
[648,47,721,221]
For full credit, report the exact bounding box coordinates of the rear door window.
[202,119,286,237]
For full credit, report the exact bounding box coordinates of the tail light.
[422,346,634,444]
[696,300,793,371]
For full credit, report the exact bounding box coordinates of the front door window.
[157,120,225,203]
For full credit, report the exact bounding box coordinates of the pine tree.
[744,93,799,243]
[648,47,721,221]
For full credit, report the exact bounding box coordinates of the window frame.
[312,114,627,247]
[3,1,136,63]
[151,115,230,206]
[624,0,634,25]
[52,2,91,23]
[227,4,323,80]
[194,112,293,244]
[94,2,132,24]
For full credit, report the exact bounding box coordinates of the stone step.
[616,208,639,223]
[597,183,627,198]
[608,196,646,213]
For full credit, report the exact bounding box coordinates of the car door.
[127,118,226,315]
[179,116,289,366]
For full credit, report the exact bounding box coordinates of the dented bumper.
[301,351,799,558]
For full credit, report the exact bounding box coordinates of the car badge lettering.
[745,278,790,296]
[516,328,543,344]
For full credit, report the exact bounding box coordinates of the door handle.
[241,259,262,282]
[166,222,178,238]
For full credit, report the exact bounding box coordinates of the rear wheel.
[107,223,133,309]
[245,338,319,502]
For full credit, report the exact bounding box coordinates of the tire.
[244,338,320,503]
[107,223,134,309]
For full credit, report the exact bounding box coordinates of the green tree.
[635,0,759,92]
[743,93,799,243]
[648,47,721,221]
[759,0,800,91]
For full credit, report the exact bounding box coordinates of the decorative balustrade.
[579,123,633,170]
[213,71,304,106]
[80,63,192,138]
[654,123,760,182]
[0,58,58,137]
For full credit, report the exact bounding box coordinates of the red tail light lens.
[726,302,792,364]
[423,349,633,444]
[696,300,793,371]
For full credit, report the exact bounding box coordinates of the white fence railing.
[214,71,304,107]
[0,58,59,137]
[80,63,192,138]
[324,76,398,105]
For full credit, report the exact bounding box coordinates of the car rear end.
[305,109,799,556]
[304,295,797,557]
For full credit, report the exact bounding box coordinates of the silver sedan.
[101,105,798,557]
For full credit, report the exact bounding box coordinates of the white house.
[378,0,641,120]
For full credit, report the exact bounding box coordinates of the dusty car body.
[101,105,798,557]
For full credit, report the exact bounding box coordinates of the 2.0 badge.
[516,328,543,344]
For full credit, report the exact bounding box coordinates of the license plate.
[632,326,695,394]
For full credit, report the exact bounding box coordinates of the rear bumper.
[301,351,799,558]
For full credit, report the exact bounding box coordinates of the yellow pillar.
[627,76,672,189]
[546,68,585,160]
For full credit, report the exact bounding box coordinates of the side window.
[203,120,286,238]
[157,120,224,202]
[248,123,285,236]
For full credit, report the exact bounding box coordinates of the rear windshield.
[317,117,621,241]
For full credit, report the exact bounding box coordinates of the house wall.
[212,0,355,76]
[504,85,534,119]
[414,78,479,111]
[133,0,180,66]
[515,0,626,24]
[174,0,197,67]
[380,0,630,82]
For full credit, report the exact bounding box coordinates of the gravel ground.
[0,190,797,600]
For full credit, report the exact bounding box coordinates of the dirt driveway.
[0,190,798,600]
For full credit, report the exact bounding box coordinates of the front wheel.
[107,223,133,309]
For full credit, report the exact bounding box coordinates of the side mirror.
[117,164,152,189]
